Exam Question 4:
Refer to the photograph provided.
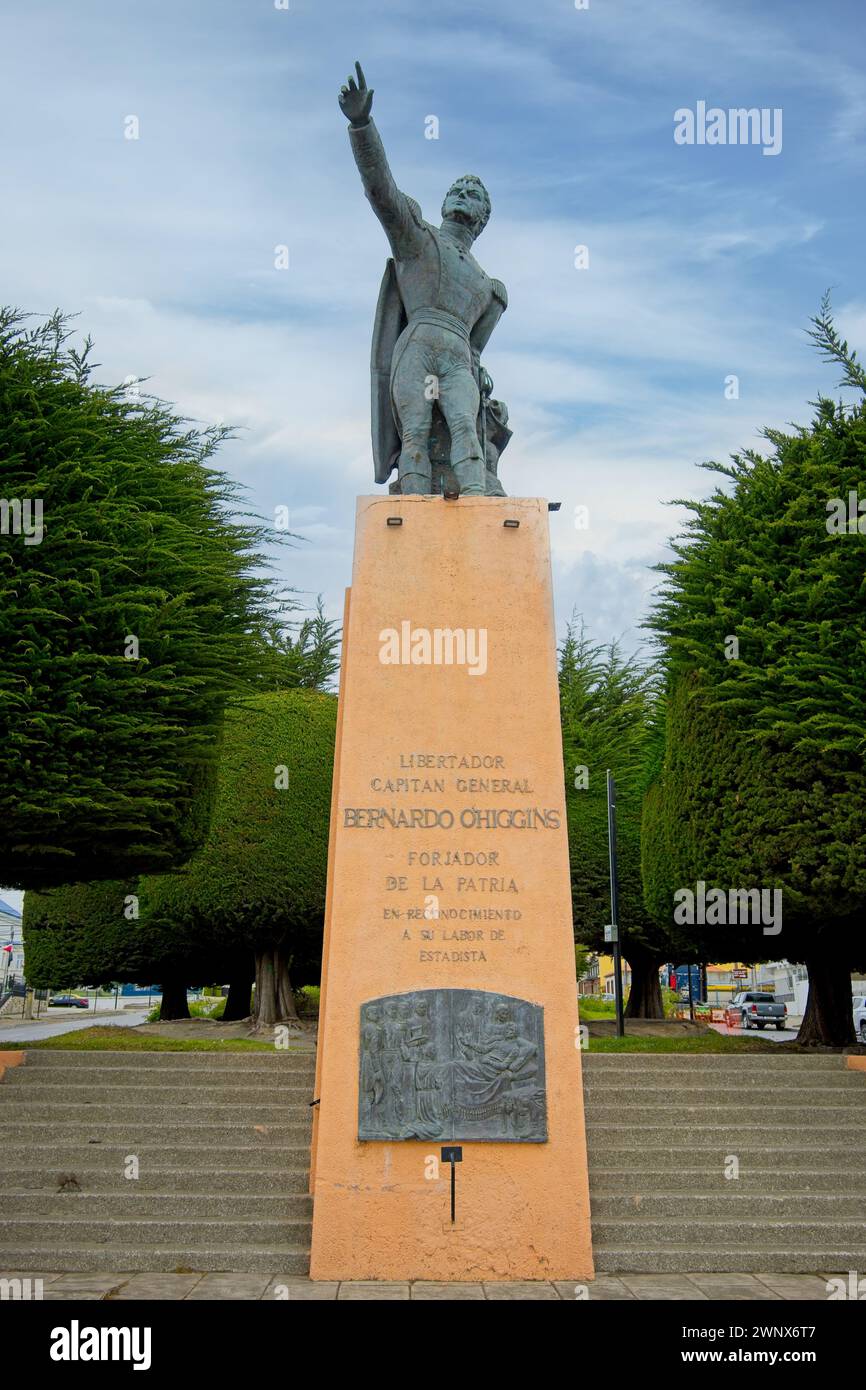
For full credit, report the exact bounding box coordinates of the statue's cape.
[370,258,406,483]
[486,401,512,459]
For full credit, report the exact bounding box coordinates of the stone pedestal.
[309,495,593,1281]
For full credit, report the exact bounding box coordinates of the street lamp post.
[606,770,625,1039]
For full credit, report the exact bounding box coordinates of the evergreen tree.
[23,689,336,1025]
[0,310,277,889]
[138,689,336,1030]
[22,878,232,1018]
[645,300,866,1044]
[259,596,341,691]
[560,616,669,1017]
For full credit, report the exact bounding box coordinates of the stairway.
[0,1050,315,1273]
[583,1053,866,1272]
[4,1048,865,1276]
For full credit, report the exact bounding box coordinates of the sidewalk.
[1,1271,838,1301]
[0,1008,149,1043]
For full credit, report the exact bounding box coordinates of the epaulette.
[491,278,508,309]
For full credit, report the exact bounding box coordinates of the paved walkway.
[0,1272,838,1300]
[0,1009,149,1043]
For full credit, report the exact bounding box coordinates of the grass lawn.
[588,1033,810,1053]
[5,1026,812,1054]
[1,1026,303,1053]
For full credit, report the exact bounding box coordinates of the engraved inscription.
[358,988,547,1143]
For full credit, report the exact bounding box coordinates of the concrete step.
[583,1054,847,1070]
[586,1142,865,1166]
[8,1192,313,1220]
[0,1167,310,1193]
[583,1073,866,1095]
[0,1217,312,1246]
[592,1219,866,1250]
[0,1142,311,1168]
[1,1122,311,1144]
[583,1067,861,1089]
[592,1193,866,1220]
[593,1246,866,1274]
[586,1124,862,1149]
[591,1168,866,1194]
[0,1243,311,1274]
[0,1102,313,1124]
[17,1051,316,1070]
[585,1104,865,1125]
[2,1078,315,1101]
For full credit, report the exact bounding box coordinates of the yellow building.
[578,953,631,998]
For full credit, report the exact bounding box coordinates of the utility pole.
[606,770,625,1039]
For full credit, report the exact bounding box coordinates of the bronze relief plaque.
[358,988,547,1143]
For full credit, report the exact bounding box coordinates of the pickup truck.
[725,991,787,1031]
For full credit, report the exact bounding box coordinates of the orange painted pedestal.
[309,495,594,1281]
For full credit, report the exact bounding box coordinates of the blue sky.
[1,0,865,915]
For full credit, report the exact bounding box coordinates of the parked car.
[47,994,89,1009]
[725,991,787,1031]
[853,996,866,1044]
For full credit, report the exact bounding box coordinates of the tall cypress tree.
[645,301,866,1044]
[0,310,276,888]
[560,617,669,1016]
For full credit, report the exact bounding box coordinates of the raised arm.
[339,63,422,259]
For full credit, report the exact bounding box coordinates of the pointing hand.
[339,62,374,128]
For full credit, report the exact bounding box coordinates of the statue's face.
[442,177,489,237]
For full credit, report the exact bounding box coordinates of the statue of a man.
[339,63,509,497]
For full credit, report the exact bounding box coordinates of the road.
[0,1008,149,1043]
[708,1020,800,1043]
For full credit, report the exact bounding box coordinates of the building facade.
[0,898,25,990]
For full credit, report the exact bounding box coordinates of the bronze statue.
[339,62,511,497]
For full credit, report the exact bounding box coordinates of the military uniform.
[349,118,507,495]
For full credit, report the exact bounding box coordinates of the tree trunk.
[252,946,298,1032]
[221,961,254,1022]
[159,977,189,1020]
[624,950,665,1019]
[797,956,855,1047]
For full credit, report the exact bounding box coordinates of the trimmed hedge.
[24,690,337,990]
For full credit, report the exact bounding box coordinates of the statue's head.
[441,174,491,238]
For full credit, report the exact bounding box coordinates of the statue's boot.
[397,445,433,495]
[452,453,486,496]
[399,471,432,495]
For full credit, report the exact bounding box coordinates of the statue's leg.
[391,333,434,496]
[439,359,485,496]
[484,462,507,497]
